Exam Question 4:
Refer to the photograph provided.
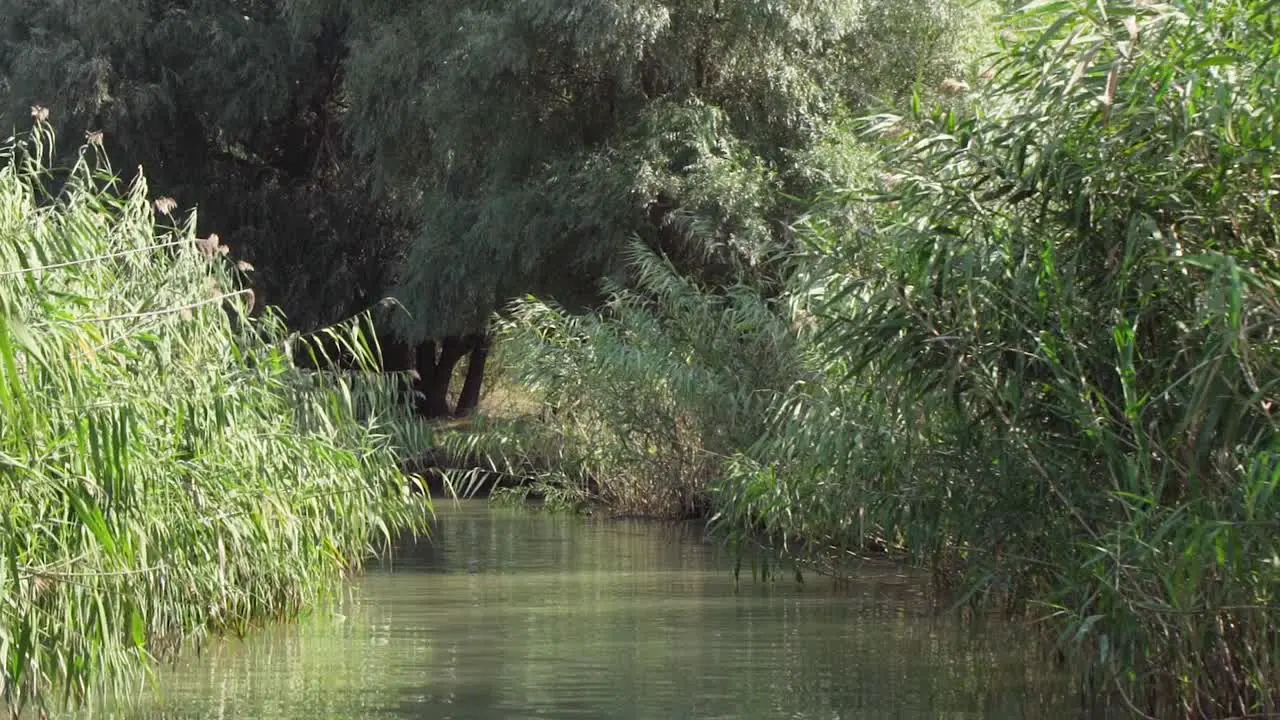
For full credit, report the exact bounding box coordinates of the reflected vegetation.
[67,502,1118,719]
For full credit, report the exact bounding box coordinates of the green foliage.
[483,0,1280,714]
[0,0,992,343]
[0,123,430,717]
[340,0,988,340]
[465,240,801,516]
[726,0,1280,714]
[0,0,403,330]
[14,0,1277,713]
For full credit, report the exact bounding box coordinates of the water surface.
[87,501,1103,719]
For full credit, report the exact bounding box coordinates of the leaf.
[1191,54,1238,69]
[5,317,45,366]
[129,605,146,648]
[71,491,117,556]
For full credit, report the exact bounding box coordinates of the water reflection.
[73,501,1113,719]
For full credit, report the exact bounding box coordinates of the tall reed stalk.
[732,1,1280,714]
[0,121,430,717]
[473,0,1280,715]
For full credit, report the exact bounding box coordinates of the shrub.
[461,241,800,517]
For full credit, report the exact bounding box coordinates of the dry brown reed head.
[194,233,222,258]
[878,172,904,191]
[790,308,818,336]
[33,575,55,599]
[882,124,908,140]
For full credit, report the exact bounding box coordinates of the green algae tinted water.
[78,501,1112,719]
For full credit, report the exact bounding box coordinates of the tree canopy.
[339,0,978,340]
[0,0,979,343]
[0,0,403,330]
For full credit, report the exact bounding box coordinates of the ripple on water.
[64,501,1119,720]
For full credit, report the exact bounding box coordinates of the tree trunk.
[381,336,413,372]
[380,336,415,407]
[413,340,438,417]
[454,333,491,417]
[418,336,468,418]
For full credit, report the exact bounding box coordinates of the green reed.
[472,0,1280,715]
[0,121,431,717]
[730,1,1280,715]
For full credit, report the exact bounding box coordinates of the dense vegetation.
[0,124,429,716]
[0,0,981,418]
[473,1,1280,716]
[2,0,1278,716]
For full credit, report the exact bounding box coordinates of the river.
[70,500,1114,719]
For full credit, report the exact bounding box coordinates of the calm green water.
[87,501,1105,719]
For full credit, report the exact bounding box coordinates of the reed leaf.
[0,121,431,717]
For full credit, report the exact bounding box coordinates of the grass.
[0,120,431,717]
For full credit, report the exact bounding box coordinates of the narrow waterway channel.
[73,501,1114,719]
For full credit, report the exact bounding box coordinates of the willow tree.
[0,0,404,331]
[1,0,980,417]
[339,0,977,417]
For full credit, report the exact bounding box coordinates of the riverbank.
[438,3,1280,714]
[0,125,431,717]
